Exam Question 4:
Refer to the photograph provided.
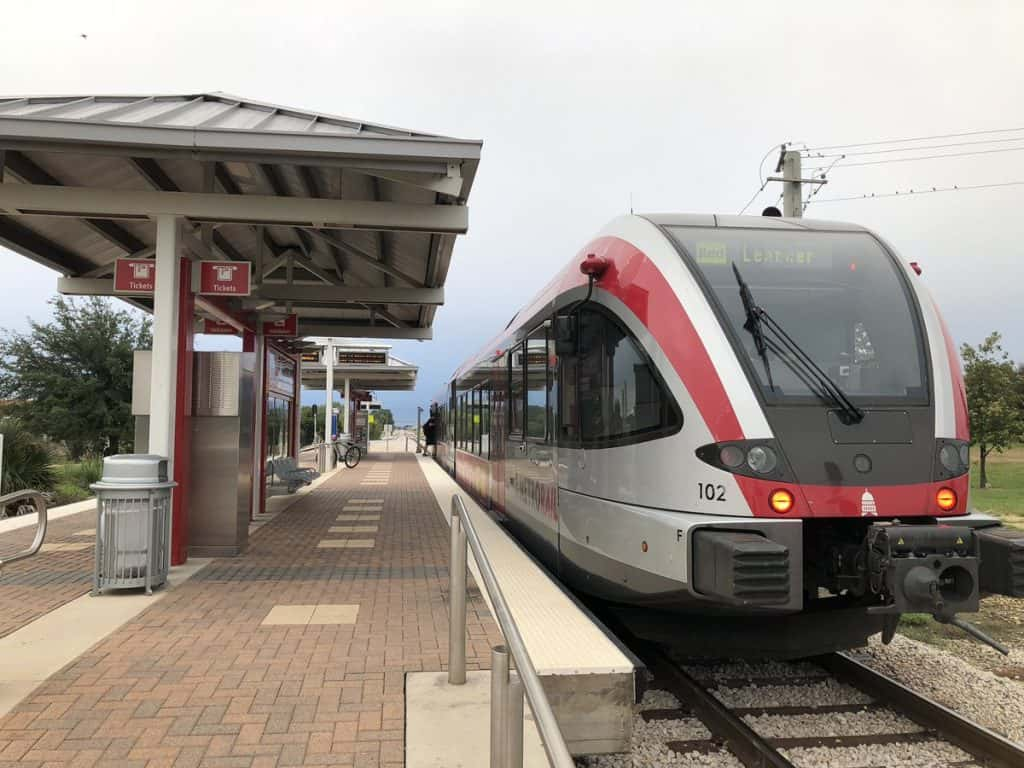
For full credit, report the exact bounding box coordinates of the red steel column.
[171,257,194,565]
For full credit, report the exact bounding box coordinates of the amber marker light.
[936,487,958,511]
[770,489,794,514]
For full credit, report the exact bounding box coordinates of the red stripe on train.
[547,236,747,442]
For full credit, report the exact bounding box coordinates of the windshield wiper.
[731,264,775,391]
[732,265,865,424]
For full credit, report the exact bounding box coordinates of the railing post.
[448,501,467,685]
[507,672,524,768]
[490,645,510,768]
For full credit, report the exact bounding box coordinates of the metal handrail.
[0,490,48,568]
[449,494,574,768]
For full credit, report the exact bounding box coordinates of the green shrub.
[50,481,91,507]
[0,418,56,496]
[61,455,103,487]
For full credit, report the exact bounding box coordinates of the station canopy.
[300,340,417,392]
[0,93,481,340]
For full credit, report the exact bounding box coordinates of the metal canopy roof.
[299,341,417,392]
[0,93,482,340]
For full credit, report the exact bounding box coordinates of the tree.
[300,401,343,446]
[368,409,394,441]
[0,296,152,459]
[961,332,1024,488]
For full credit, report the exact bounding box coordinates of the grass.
[49,457,102,506]
[969,445,1024,527]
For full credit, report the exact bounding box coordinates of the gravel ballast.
[781,739,972,768]
[712,679,872,708]
[743,708,921,739]
[851,634,1024,744]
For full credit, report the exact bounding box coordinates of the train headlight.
[746,446,778,474]
[936,487,958,511]
[934,439,970,478]
[696,440,793,482]
[719,445,745,468]
[939,445,961,473]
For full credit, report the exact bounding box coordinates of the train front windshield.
[666,227,928,404]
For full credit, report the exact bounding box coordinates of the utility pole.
[767,146,827,218]
[782,150,802,218]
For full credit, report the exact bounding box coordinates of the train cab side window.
[576,308,680,444]
[508,344,525,436]
[526,326,549,442]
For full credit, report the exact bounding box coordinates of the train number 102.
[698,483,726,502]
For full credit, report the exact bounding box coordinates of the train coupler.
[864,523,980,622]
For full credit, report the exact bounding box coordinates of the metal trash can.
[90,454,175,595]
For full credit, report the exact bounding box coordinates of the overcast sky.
[1,1,1022,423]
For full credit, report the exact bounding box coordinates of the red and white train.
[431,213,1023,657]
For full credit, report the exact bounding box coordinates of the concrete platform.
[406,671,548,768]
[418,455,636,755]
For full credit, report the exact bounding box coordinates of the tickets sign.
[114,259,156,294]
[202,319,238,335]
[263,314,298,337]
[198,261,251,296]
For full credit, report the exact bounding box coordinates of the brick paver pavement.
[0,454,501,767]
[0,506,95,638]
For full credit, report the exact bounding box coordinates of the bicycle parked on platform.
[332,437,362,469]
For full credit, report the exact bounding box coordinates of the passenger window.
[457,393,463,450]
[460,392,468,450]
[526,327,549,441]
[576,308,680,444]
[472,388,481,455]
[508,344,525,435]
[480,387,490,458]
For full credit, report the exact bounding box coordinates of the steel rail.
[637,641,797,768]
[449,494,574,768]
[0,490,48,568]
[817,652,1024,768]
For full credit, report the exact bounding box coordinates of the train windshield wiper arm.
[731,264,775,391]
[732,265,864,424]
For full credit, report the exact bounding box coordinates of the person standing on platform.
[423,412,438,457]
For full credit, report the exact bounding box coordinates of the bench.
[268,457,319,493]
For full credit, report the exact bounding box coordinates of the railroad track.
[629,638,1024,768]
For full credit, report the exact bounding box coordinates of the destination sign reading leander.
[198,261,251,296]
[113,258,156,294]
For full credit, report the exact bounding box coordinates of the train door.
[449,380,457,476]
[490,376,507,513]
[504,323,558,568]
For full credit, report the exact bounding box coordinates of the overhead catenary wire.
[738,142,787,215]
[824,145,1024,168]
[802,155,845,212]
[805,179,1024,205]
[802,134,1024,160]
[803,125,1024,153]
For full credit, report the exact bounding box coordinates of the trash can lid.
[97,454,169,485]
